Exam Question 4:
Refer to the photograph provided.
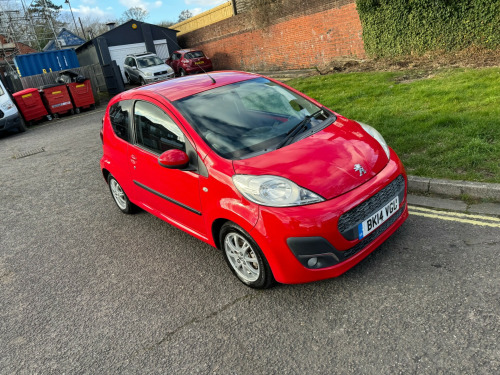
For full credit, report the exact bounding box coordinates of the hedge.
[357,0,500,57]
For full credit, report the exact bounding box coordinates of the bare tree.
[157,20,176,28]
[177,10,193,23]
[121,7,149,23]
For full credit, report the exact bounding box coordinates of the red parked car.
[100,71,408,288]
[166,49,213,76]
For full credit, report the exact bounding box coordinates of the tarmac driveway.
[1,110,499,373]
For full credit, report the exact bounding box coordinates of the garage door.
[109,42,147,81]
[154,39,169,60]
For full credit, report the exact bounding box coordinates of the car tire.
[140,77,146,86]
[179,69,186,77]
[220,222,275,289]
[107,174,137,214]
[17,117,27,133]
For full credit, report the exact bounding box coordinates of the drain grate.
[13,147,46,159]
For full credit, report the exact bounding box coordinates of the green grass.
[286,68,500,183]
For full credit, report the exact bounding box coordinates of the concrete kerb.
[408,175,500,202]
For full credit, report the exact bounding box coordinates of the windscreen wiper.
[276,109,323,149]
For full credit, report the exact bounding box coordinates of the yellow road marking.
[409,205,500,222]
[409,206,500,228]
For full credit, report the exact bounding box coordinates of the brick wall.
[179,0,365,71]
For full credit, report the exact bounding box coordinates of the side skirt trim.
[133,180,202,216]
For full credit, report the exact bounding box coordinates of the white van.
[0,80,26,133]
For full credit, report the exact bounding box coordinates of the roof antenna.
[197,64,216,84]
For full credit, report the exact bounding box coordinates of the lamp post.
[64,0,79,36]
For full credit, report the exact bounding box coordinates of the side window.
[131,59,137,67]
[109,101,131,142]
[134,101,185,154]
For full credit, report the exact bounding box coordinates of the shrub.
[357,0,500,57]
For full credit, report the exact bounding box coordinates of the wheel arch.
[101,168,110,183]
[211,218,229,250]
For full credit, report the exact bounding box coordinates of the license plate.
[358,196,399,239]
[195,61,204,65]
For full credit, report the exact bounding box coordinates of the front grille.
[154,71,169,76]
[337,175,405,239]
[341,205,404,259]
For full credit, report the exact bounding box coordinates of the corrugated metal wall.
[19,64,106,104]
[14,50,80,77]
[172,1,234,36]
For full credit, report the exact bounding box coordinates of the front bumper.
[0,112,22,132]
[250,150,408,284]
[145,73,175,83]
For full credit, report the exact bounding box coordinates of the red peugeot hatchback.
[100,71,408,288]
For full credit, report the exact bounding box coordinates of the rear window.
[184,51,205,59]
[109,101,131,142]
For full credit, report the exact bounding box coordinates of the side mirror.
[158,149,189,169]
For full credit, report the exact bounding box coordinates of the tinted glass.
[174,78,331,159]
[109,101,131,142]
[134,101,185,154]
[184,51,204,59]
[137,56,164,68]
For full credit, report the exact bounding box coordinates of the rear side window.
[134,101,185,154]
[184,51,204,59]
[109,101,131,142]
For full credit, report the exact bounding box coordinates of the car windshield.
[137,56,164,68]
[173,77,333,159]
[184,51,204,59]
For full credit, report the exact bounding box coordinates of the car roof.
[128,71,260,102]
[174,49,200,54]
[127,52,157,58]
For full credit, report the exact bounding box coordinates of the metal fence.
[19,64,107,104]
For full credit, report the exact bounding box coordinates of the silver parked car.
[123,52,175,85]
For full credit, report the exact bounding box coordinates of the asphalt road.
[1,110,499,374]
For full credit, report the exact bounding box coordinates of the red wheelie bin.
[67,80,95,113]
[40,84,74,118]
[12,88,51,124]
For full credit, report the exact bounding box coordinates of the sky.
[56,0,228,25]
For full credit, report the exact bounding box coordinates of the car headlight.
[1,100,15,111]
[358,122,390,160]
[144,72,153,77]
[232,175,324,207]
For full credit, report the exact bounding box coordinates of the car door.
[170,53,180,74]
[128,58,139,82]
[129,98,206,236]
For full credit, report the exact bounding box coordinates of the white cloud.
[189,7,203,16]
[119,0,162,12]
[71,6,110,19]
[119,0,148,11]
[80,0,96,4]
[185,0,227,6]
